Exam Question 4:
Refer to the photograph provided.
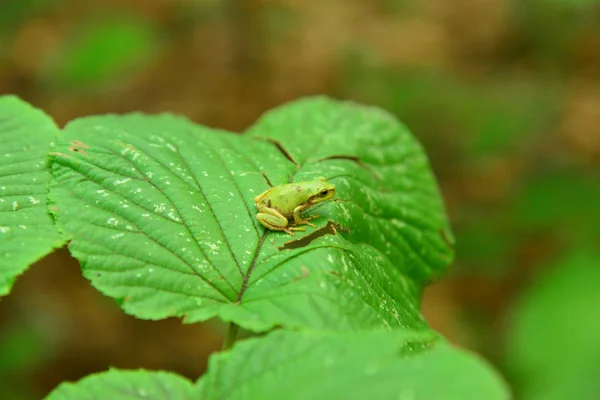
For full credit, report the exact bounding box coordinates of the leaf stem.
[222,322,240,351]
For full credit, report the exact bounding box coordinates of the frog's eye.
[320,189,329,196]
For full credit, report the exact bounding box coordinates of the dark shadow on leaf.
[278,221,348,251]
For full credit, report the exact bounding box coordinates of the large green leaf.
[199,329,510,400]
[0,95,65,296]
[45,369,196,400]
[43,331,509,400]
[505,250,600,399]
[49,96,453,331]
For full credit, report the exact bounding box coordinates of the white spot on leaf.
[107,218,119,226]
[113,178,131,186]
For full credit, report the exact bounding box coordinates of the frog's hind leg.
[257,214,305,235]
[280,226,306,235]
[256,206,304,235]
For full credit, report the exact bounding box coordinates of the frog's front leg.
[292,204,318,228]
[256,205,305,235]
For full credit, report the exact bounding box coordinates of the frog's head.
[308,178,336,205]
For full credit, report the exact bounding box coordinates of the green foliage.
[44,15,160,89]
[514,171,600,242]
[45,330,509,400]
[504,250,600,399]
[454,212,515,270]
[514,0,600,69]
[0,0,50,34]
[533,0,600,8]
[48,97,453,332]
[0,323,47,400]
[0,323,45,371]
[339,65,557,165]
[0,94,509,399]
[339,64,561,276]
[0,96,65,296]
[199,329,509,400]
[45,369,196,400]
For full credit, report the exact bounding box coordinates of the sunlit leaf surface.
[50,97,453,331]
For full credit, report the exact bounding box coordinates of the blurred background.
[1,0,599,398]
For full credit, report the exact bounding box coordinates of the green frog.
[253,177,336,235]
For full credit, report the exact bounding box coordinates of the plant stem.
[222,322,240,351]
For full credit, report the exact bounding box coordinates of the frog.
[253,177,336,235]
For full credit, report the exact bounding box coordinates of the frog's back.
[260,183,312,217]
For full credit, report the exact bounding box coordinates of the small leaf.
[45,368,195,400]
[0,95,65,296]
[50,97,453,331]
[199,329,510,400]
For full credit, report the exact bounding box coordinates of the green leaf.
[505,250,600,399]
[49,96,453,331]
[44,15,159,89]
[0,95,65,296]
[0,323,45,372]
[45,368,195,400]
[199,329,510,400]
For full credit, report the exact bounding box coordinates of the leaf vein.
[54,152,238,293]
[106,144,244,281]
[60,182,234,299]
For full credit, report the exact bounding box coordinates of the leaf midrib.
[85,143,244,293]
[53,156,236,300]
[110,144,245,279]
